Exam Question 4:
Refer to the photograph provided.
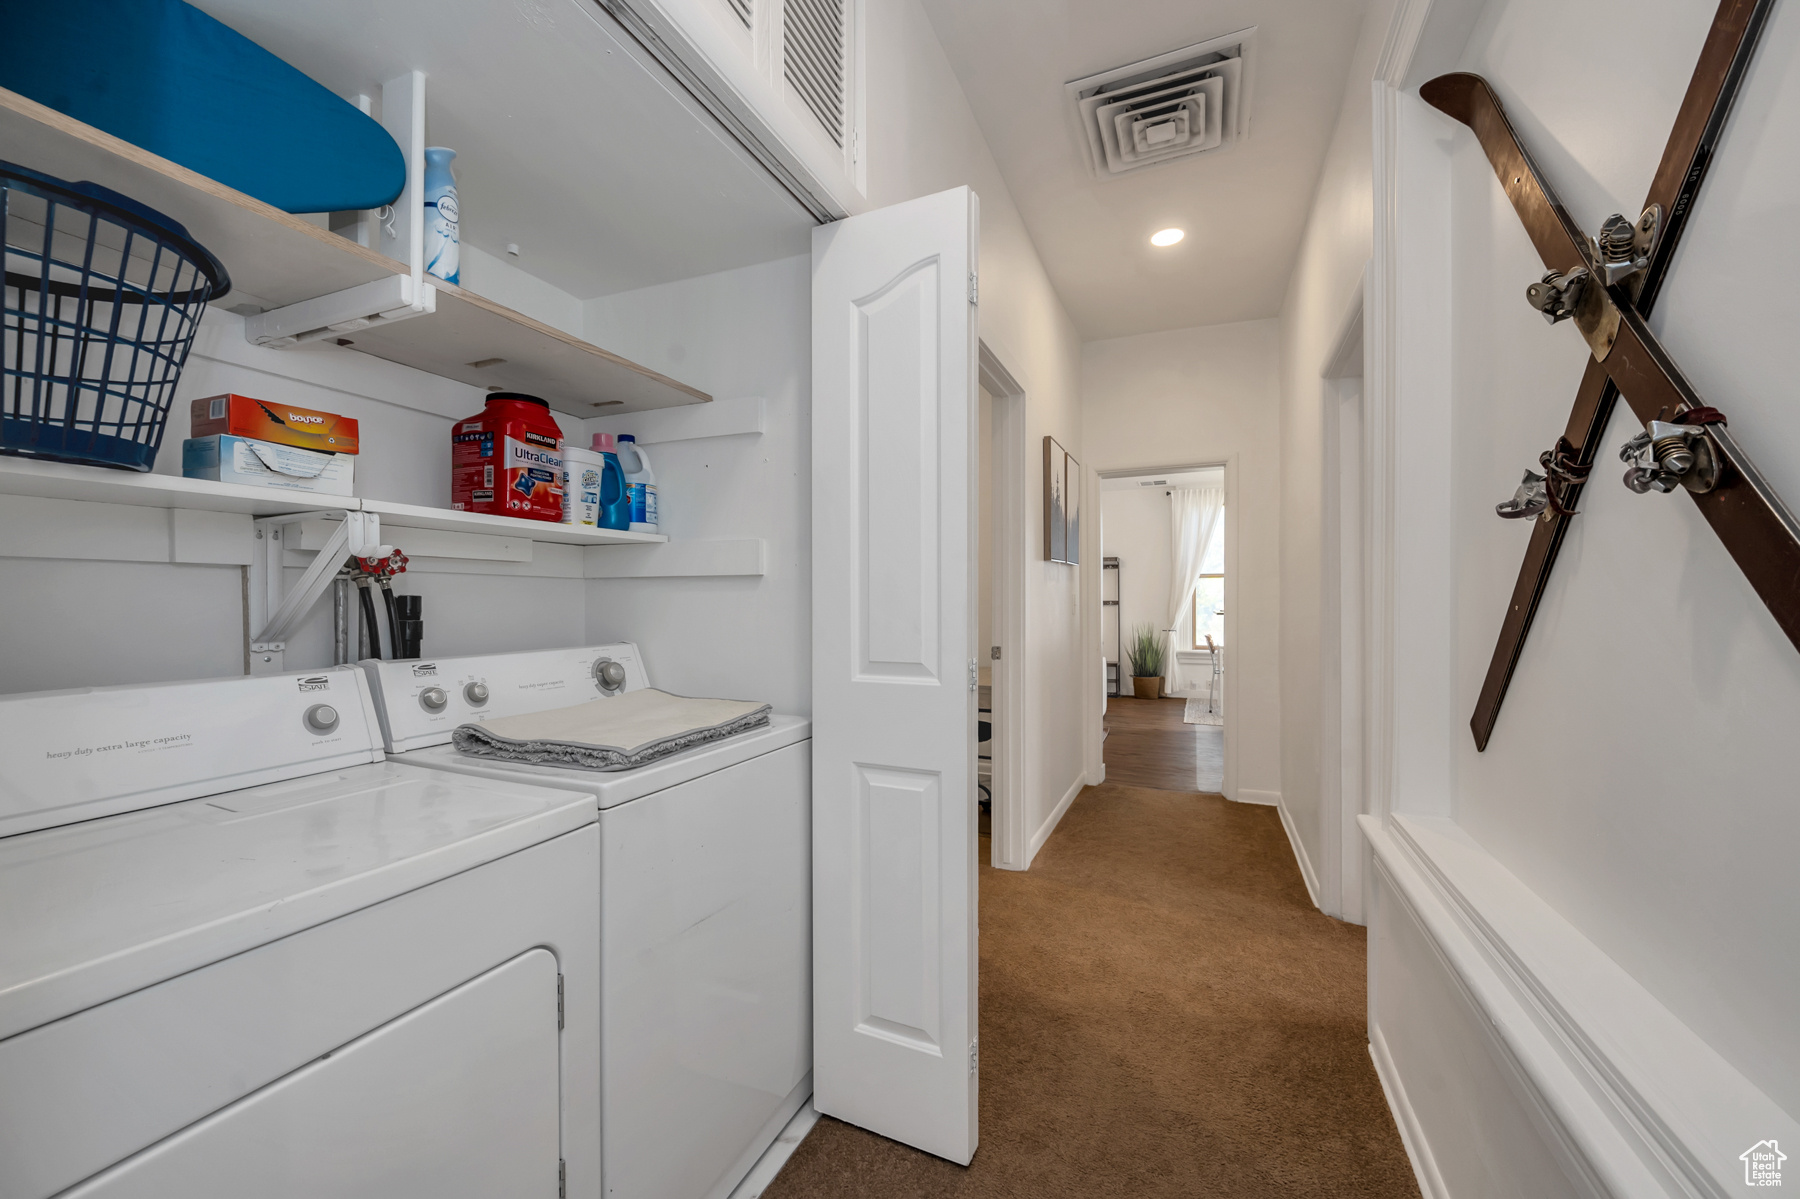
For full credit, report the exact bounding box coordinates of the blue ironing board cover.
[1,0,405,214]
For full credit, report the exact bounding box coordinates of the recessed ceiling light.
[1151,227,1185,247]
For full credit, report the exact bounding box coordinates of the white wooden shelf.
[0,86,711,419]
[0,458,668,546]
[361,499,666,547]
[342,283,709,418]
[0,457,345,518]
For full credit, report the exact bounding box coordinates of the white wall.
[1100,487,1170,680]
[1358,0,1800,1194]
[579,255,812,718]
[1442,0,1800,1117]
[863,0,1092,846]
[1274,0,1399,912]
[1081,320,1282,802]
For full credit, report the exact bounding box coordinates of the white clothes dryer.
[361,645,812,1199]
[0,668,601,1199]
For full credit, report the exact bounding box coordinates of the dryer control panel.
[361,644,649,753]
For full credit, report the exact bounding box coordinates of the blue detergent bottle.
[591,434,632,530]
[616,434,658,533]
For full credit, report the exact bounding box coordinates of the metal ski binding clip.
[1620,408,1725,495]
[1497,436,1590,521]
[1592,206,1660,287]
[1496,469,1548,519]
[1526,267,1588,324]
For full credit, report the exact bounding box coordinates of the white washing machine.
[361,645,811,1199]
[0,668,601,1199]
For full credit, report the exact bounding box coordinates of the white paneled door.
[811,186,979,1164]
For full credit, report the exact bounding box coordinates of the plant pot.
[1132,675,1164,700]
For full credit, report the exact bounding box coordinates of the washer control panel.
[360,644,649,753]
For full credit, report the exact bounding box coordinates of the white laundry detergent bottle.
[616,434,658,533]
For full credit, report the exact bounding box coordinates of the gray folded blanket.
[452,688,772,771]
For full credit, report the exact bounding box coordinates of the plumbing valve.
[355,549,410,579]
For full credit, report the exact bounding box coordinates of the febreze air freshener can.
[451,392,564,522]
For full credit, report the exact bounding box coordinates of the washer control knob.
[303,704,339,735]
[419,686,448,713]
[594,659,627,692]
[464,682,490,706]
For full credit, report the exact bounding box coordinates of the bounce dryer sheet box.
[182,435,355,496]
[190,393,360,454]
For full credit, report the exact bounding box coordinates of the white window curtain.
[1166,486,1223,690]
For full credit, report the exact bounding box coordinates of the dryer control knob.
[594,659,627,691]
[303,704,339,735]
[464,682,490,706]
[419,686,448,712]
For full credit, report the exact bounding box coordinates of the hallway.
[763,703,1416,1197]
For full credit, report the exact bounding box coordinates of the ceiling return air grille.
[784,0,847,146]
[724,0,751,28]
[1066,28,1256,178]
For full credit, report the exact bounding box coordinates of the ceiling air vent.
[784,0,847,146]
[1066,28,1256,179]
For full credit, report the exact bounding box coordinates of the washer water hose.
[355,576,383,660]
[379,578,402,660]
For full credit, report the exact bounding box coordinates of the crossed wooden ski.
[1420,0,1799,751]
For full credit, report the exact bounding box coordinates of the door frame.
[1094,460,1236,798]
[1319,269,1368,923]
[979,341,1029,871]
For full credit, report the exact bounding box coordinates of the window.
[1191,518,1224,648]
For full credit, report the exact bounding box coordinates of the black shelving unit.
[1103,556,1121,697]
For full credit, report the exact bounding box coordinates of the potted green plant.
[1127,623,1166,699]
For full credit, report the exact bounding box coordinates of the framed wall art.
[1064,446,1080,565]
[1044,436,1080,564]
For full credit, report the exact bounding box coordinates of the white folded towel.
[452,689,772,771]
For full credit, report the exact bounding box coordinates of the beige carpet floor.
[762,702,1418,1198]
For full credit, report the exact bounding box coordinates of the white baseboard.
[1369,1024,1450,1199]
[1363,813,1800,1198]
[724,1092,818,1199]
[1275,795,1321,910]
[1028,773,1086,864]
[1235,788,1280,806]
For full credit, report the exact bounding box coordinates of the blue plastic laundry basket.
[2,161,229,471]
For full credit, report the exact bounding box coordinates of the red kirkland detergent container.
[451,392,564,521]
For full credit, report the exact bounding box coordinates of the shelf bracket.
[242,274,436,349]
[247,510,387,674]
